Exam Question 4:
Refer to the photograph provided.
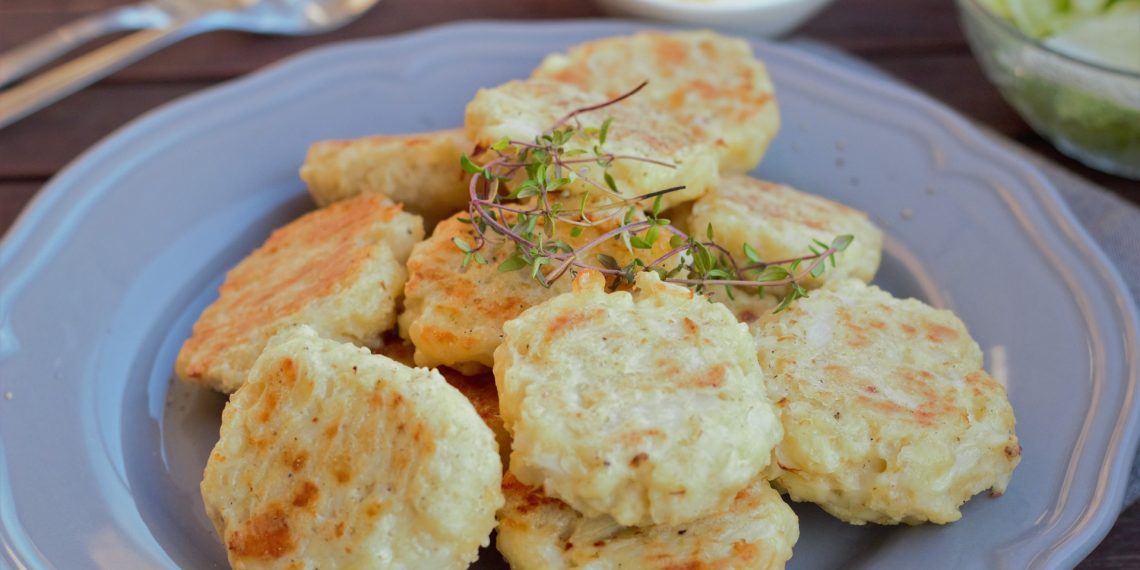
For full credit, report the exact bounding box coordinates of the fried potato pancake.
[757,279,1021,525]
[299,129,472,229]
[688,176,883,288]
[494,271,782,527]
[176,195,423,393]
[465,79,720,210]
[200,326,503,569]
[497,474,798,570]
[398,212,676,374]
[532,30,780,173]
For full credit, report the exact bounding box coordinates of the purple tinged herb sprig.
[453,82,852,311]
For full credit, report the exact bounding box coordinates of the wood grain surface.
[1,0,1137,566]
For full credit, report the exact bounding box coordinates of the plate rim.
[0,18,1136,569]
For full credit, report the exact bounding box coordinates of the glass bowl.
[957,0,1140,179]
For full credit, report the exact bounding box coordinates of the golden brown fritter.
[495,271,782,526]
[757,279,1020,525]
[497,474,798,570]
[300,129,472,229]
[176,194,423,393]
[200,327,502,569]
[687,176,883,289]
[398,212,676,374]
[533,30,781,173]
[465,79,720,210]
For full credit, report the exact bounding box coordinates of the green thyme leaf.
[621,230,633,254]
[490,137,510,151]
[832,234,854,252]
[460,154,483,174]
[754,265,790,282]
[597,254,620,270]
[550,177,572,191]
[743,243,761,264]
[774,285,807,313]
[604,172,619,193]
[531,257,550,280]
[452,237,473,253]
[644,225,659,246]
[498,255,528,272]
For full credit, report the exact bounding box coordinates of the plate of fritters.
[0,21,1137,570]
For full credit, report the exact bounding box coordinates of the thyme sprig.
[455,83,853,311]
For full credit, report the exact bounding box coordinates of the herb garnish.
[456,82,853,312]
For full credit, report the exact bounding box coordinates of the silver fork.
[0,0,383,129]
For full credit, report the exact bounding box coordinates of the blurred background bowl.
[596,0,837,38]
[957,0,1140,180]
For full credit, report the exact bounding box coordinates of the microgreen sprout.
[456,82,853,311]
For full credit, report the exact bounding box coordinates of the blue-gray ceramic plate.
[0,20,1137,570]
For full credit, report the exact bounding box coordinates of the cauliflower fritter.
[465,79,720,210]
[688,176,883,288]
[398,212,676,374]
[532,30,780,173]
[496,474,798,570]
[299,129,472,229]
[200,326,503,569]
[176,195,423,393]
[757,279,1021,525]
[494,271,782,527]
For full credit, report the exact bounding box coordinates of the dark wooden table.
[1,0,1136,567]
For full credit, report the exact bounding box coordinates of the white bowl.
[596,0,837,37]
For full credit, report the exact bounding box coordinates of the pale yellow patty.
[176,194,423,393]
[465,79,720,210]
[533,30,780,173]
[200,326,503,569]
[757,279,1021,525]
[299,129,472,230]
[497,474,798,570]
[688,176,883,288]
[398,212,676,374]
[494,271,782,527]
